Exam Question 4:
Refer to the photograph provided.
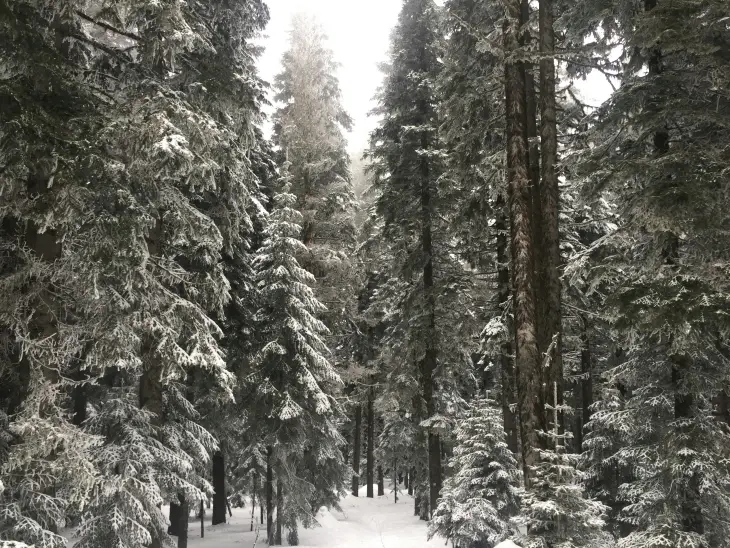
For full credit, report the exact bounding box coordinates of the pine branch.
[74,10,142,42]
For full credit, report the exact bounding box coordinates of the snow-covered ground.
[187,485,444,547]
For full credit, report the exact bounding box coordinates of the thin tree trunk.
[250,475,257,532]
[212,451,226,525]
[538,0,563,439]
[352,404,362,496]
[275,479,283,545]
[366,389,375,498]
[496,195,519,454]
[393,460,398,504]
[377,464,384,496]
[260,495,264,525]
[407,467,414,496]
[266,447,274,541]
[177,495,189,548]
[575,315,593,453]
[199,500,204,539]
[503,0,542,488]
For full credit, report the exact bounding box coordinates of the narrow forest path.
[187,485,443,548]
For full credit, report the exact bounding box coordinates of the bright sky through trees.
[258,0,402,152]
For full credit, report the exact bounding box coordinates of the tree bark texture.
[212,451,226,525]
[538,0,564,436]
[503,0,542,488]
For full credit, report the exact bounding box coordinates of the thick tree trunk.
[275,479,283,545]
[168,502,181,536]
[377,464,384,496]
[496,195,519,454]
[366,390,375,497]
[212,451,226,525]
[538,0,563,439]
[266,447,274,541]
[177,496,189,548]
[351,404,362,496]
[407,467,414,496]
[503,0,542,488]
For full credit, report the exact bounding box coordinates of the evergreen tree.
[248,171,347,537]
[367,0,481,516]
[515,386,612,548]
[429,397,521,548]
[272,12,358,365]
[563,0,730,544]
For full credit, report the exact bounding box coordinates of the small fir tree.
[429,396,521,548]
[515,384,613,548]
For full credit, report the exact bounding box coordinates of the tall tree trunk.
[351,404,362,496]
[366,390,375,497]
[377,464,384,496]
[575,315,593,453]
[407,467,414,496]
[177,495,189,548]
[212,451,226,525]
[503,0,542,488]
[275,479,283,546]
[420,145,442,514]
[199,501,204,539]
[496,195,519,454]
[266,447,274,541]
[538,0,563,438]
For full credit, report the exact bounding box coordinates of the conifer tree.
[272,13,357,366]
[429,397,521,548]
[248,170,347,536]
[563,0,730,544]
[367,0,481,516]
[515,385,612,548]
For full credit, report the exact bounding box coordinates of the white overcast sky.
[255,0,614,155]
[256,0,402,154]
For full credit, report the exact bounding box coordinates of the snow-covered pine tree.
[367,0,480,516]
[0,2,120,545]
[2,1,270,545]
[429,397,521,548]
[562,0,730,544]
[248,169,346,540]
[272,12,358,373]
[515,384,613,548]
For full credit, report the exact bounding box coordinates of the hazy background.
[257,0,614,155]
[257,0,402,153]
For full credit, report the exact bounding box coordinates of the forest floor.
[187,485,443,547]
